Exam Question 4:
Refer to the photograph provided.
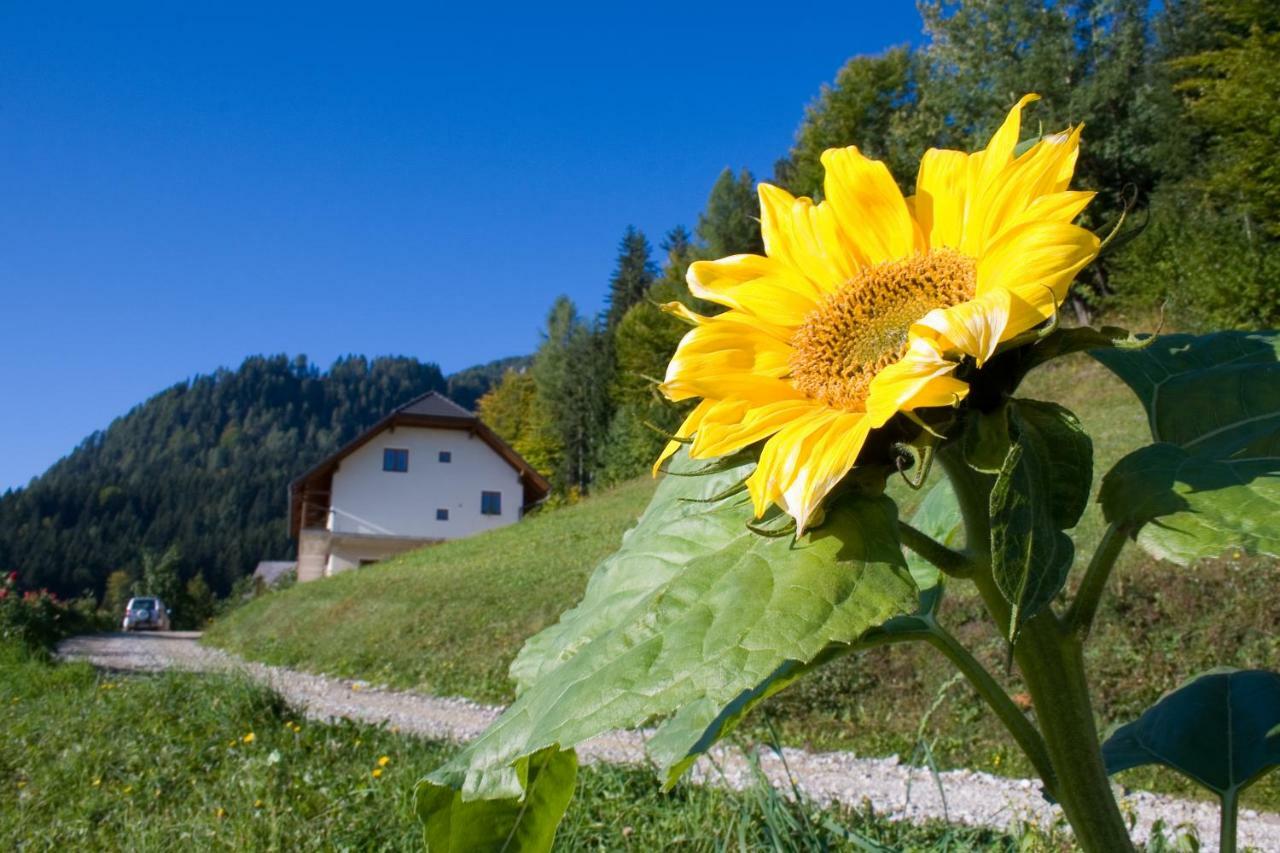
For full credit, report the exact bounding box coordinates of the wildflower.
[656,95,1098,530]
[377,756,390,768]
[92,778,101,787]
[254,799,264,809]
[371,768,383,779]
[215,806,227,819]
[242,732,256,744]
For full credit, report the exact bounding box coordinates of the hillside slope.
[205,355,1280,808]
[0,354,522,598]
[207,476,658,701]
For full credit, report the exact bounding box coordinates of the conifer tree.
[531,298,613,494]
[604,226,656,331]
[697,168,763,258]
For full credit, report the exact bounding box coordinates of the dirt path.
[58,631,1280,851]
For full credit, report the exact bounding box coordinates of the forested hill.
[0,353,524,599]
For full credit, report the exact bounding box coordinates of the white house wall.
[327,426,523,540]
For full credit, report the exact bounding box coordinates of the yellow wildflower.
[377,756,390,768]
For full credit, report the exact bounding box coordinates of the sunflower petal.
[653,399,715,475]
[692,398,826,459]
[746,411,833,518]
[661,313,801,403]
[758,184,858,291]
[780,413,873,533]
[1007,190,1096,230]
[969,126,1084,251]
[913,148,970,251]
[686,255,823,327]
[865,338,968,426]
[913,288,1014,366]
[961,94,1039,255]
[820,146,915,266]
[977,220,1100,304]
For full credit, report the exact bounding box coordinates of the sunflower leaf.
[418,447,917,838]
[989,400,1091,640]
[1102,668,1280,799]
[963,406,1012,474]
[510,448,757,693]
[414,747,577,853]
[903,474,963,592]
[1094,331,1280,565]
[1019,324,1148,374]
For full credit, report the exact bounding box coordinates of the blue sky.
[0,2,922,490]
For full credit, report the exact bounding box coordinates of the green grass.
[1,641,1056,851]
[207,475,658,702]
[206,353,1280,812]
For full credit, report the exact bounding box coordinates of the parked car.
[122,596,170,632]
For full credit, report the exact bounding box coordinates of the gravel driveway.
[58,631,1280,851]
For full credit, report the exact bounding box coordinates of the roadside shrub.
[0,572,99,652]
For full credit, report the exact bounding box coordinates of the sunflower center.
[789,249,977,410]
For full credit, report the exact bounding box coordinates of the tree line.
[480,0,1279,498]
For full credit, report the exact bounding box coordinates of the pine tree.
[531,298,613,494]
[697,168,763,258]
[604,226,656,330]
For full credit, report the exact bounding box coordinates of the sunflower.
[656,95,1099,531]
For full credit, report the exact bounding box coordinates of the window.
[382,448,409,472]
[438,451,452,463]
[481,491,502,516]
[436,508,449,521]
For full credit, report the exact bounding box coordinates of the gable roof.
[288,391,550,538]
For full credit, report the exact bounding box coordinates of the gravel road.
[58,631,1280,851]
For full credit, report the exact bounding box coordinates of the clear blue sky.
[0,2,922,491]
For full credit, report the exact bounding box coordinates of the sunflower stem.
[917,618,1055,791]
[897,521,972,578]
[1065,522,1129,640]
[938,445,1135,852]
[844,620,1055,790]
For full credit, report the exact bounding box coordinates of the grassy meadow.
[206,353,1280,811]
[2,640,1053,852]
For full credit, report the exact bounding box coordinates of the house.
[288,391,550,582]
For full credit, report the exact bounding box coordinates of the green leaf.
[414,747,577,853]
[903,475,962,592]
[1094,331,1280,565]
[988,400,1091,640]
[420,448,917,831]
[510,449,755,693]
[1017,400,1092,530]
[1102,668,1280,798]
[1020,324,1149,373]
[963,406,1011,474]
